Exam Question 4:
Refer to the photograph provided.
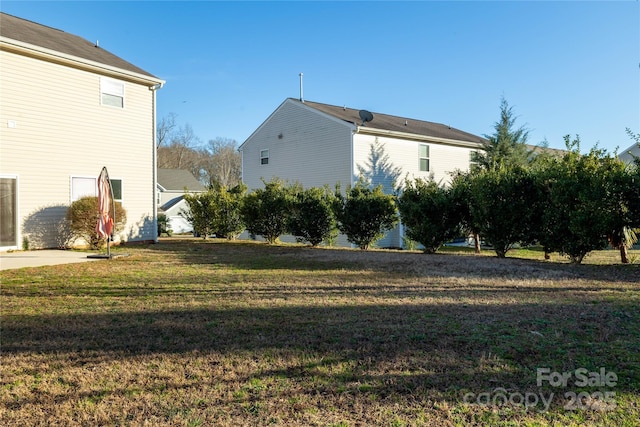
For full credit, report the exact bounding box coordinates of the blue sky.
[3,1,639,153]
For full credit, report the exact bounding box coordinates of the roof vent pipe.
[299,72,304,102]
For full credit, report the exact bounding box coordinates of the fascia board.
[296,100,358,132]
[356,126,486,149]
[0,37,165,87]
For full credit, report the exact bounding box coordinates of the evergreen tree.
[474,97,531,171]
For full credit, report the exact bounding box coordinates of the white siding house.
[619,142,640,165]
[157,168,206,234]
[0,13,164,250]
[239,98,486,248]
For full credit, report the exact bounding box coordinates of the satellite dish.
[359,110,374,125]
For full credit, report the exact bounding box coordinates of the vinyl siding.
[241,99,354,192]
[0,50,156,248]
[353,133,476,248]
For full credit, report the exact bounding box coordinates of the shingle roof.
[0,12,158,78]
[294,99,486,144]
[157,169,206,192]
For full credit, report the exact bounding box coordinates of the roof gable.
[0,12,158,79]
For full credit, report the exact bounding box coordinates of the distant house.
[157,168,206,234]
[239,98,486,247]
[0,13,164,250]
[619,142,640,165]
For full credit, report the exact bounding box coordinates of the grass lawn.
[1,238,639,426]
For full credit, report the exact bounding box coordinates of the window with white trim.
[419,144,430,172]
[101,77,125,108]
[260,149,269,165]
[71,176,123,202]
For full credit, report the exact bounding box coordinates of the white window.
[71,176,123,202]
[419,144,430,172]
[260,149,269,165]
[101,77,125,108]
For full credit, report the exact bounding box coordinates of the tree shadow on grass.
[3,302,638,398]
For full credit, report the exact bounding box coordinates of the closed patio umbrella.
[96,166,114,257]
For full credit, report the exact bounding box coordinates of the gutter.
[149,83,163,243]
[355,125,485,149]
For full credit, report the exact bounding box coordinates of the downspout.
[150,82,163,243]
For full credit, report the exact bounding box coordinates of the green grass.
[1,238,638,426]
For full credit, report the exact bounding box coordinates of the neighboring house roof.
[157,168,206,192]
[291,99,486,145]
[0,12,160,81]
[160,195,185,212]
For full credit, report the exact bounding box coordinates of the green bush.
[66,196,127,249]
[467,165,542,258]
[240,178,294,244]
[288,186,337,246]
[398,178,462,254]
[211,183,246,240]
[182,191,217,239]
[157,213,172,237]
[333,181,398,250]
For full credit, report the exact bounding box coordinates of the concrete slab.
[0,250,102,271]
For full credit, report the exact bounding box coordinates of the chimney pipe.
[299,72,304,102]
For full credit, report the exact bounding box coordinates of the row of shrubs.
[181,141,639,264]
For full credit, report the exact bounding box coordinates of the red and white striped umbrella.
[96,167,114,239]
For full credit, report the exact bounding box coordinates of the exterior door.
[0,176,17,249]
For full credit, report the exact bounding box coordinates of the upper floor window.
[260,149,269,165]
[419,144,430,172]
[101,77,125,108]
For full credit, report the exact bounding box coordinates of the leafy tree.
[536,136,612,264]
[182,190,217,239]
[288,186,337,246]
[598,151,639,263]
[474,97,531,171]
[333,180,398,250]
[449,171,482,253]
[398,178,462,253]
[211,183,247,240]
[467,165,542,258]
[240,178,294,244]
[66,196,127,249]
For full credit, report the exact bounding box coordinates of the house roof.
[157,168,206,192]
[294,99,486,144]
[0,12,158,79]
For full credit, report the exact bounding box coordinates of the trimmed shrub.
[66,196,126,249]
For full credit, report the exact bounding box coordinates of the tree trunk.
[474,233,481,253]
[620,245,629,264]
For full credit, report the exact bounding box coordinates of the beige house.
[0,13,164,250]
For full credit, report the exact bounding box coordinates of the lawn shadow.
[3,301,638,400]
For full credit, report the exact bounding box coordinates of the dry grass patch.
[1,238,638,426]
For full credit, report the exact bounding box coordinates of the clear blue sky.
[3,1,639,153]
